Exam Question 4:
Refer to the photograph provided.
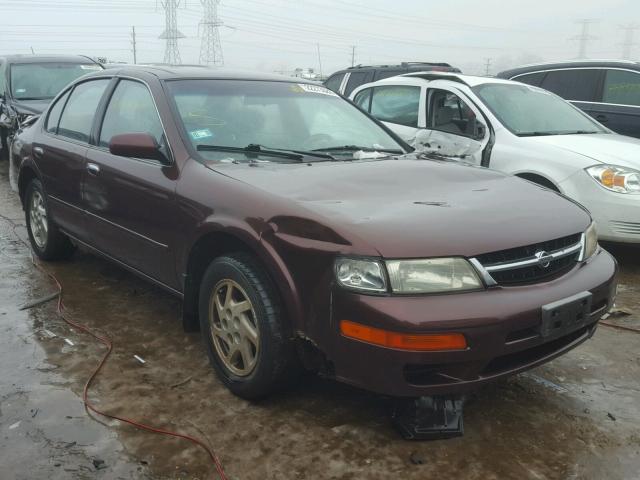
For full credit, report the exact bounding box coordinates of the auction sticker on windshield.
[190,128,214,140]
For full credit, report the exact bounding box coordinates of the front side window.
[513,72,545,87]
[474,83,605,136]
[166,80,403,162]
[324,73,345,93]
[540,69,600,101]
[99,79,164,147]
[57,79,110,143]
[602,69,640,106]
[370,85,420,127]
[46,90,71,134]
[10,63,102,100]
[428,89,477,136]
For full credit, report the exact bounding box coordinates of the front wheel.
[199,253,300,399]
[25,179,75,260]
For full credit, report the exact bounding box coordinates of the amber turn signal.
[340,320,467,351]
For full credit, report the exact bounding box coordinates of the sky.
[1,0,639,76]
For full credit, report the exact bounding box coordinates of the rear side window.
[513,72,545,87]
[373,69,405,81]
[540,69,600,101]
[324,73,345,93]
[46,90,70,134]
[602,69,640,106]
[57,79,110,143]
[99,79,163,147]
[353,88,372,111]
[344,72,371,97]
[370,85,420,127]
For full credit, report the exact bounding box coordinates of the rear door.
[591,69,640,137]
[83,77,179,288]
[36,78,111,241]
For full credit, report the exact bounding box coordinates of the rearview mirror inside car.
[109,133,170,165]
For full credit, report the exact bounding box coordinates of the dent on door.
[412,129,484,161]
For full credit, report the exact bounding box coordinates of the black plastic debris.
[391,395,464,440]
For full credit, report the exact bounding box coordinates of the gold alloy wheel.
[29,190,48,248]
[209,279,260,376]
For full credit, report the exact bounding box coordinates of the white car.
[350,72,640,243]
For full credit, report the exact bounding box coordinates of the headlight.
[386,258,482,294]
[581,222,598,261]
[586,165,640,194]
[335,257,387,293]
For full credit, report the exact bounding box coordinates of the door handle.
[595,114,609,123]
[33,146,44,158]
[86,163,101,176]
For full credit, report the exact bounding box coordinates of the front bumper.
[324,248,617,397]
[559,170,640,243]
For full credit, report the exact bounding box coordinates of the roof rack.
[347,62,452,70]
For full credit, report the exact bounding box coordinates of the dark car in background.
[14,66,615,409]
[0,54,103,160]
[498,60,640,138]
[324,62,461,97]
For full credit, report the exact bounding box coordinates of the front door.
[418,84,488,165]
[83,78,179,289]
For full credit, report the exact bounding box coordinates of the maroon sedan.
[15,67,616,403]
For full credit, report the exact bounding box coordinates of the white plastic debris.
[9,421,21,430]
[134,355,146,364]
[64,338,74,346]
[352,150,388,160]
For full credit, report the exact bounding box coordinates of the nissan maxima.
[14,67,616,406]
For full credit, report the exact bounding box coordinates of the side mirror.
[108,133,170,165]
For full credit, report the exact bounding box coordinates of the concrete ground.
[0,160,639,480]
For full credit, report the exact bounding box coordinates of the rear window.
[602,69,640,106]
[539,69,600,101]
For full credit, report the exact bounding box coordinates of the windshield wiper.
[518,130,601,137]
[196,144,335,161]
[312,145,404,154]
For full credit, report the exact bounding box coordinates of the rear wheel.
[199,253,300,399]
[25,179,75,260]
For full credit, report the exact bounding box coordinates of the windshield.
[166,79,405,162]
[10,63,102,100]
[473,83,606,136]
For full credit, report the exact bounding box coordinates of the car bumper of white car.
[559,171,640,243]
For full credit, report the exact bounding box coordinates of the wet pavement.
[0,160,639,480]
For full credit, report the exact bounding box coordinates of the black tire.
[0,127,8,162]
[24,179,75,261]
[199,253,300,399]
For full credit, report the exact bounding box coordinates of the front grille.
[610,220,640,236]
[474,233,582,286]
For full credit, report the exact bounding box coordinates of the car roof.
[351,71,514,91]
[84,65,319,84]
[497,59,640,78]
[0,54,101,65]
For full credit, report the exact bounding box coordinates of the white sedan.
[350,72,640,243]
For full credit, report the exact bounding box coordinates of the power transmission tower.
[571,19,598,59]
[199,0,224,66]
[620,23,639,59]
[131,26,137,64]
[159,0,184,64]
[484,58,492,76]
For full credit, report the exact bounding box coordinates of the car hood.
[527,133,640,170]
[208,158,590,258]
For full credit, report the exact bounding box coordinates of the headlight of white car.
[386,258,482,294]
[586,165,640,194]
[581,222,599,261]
[335,257,387,293]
